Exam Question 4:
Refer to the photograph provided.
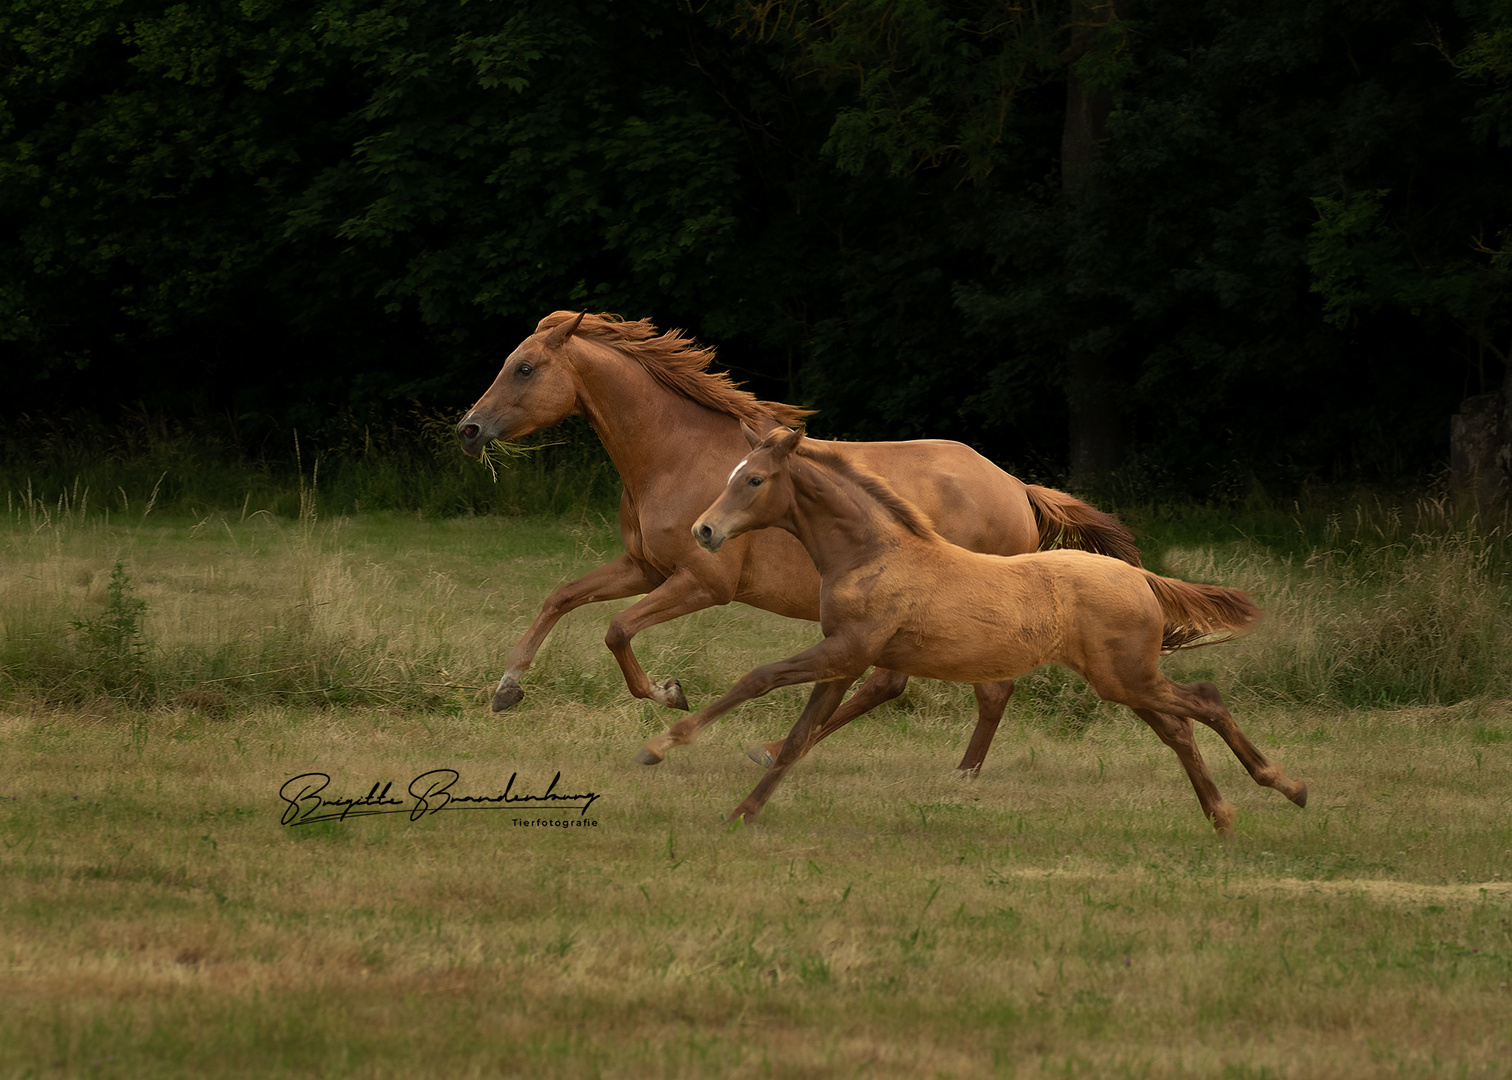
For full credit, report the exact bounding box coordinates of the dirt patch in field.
[1255,877,1512,904]
[1002,863,1512,905]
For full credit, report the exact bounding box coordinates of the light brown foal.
[637,426,1308,835]
[456,311,1142,774]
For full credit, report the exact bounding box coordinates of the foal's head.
[456,311,585,457]
[692,425,804,553]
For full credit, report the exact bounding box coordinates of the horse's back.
[826,439,1041,557]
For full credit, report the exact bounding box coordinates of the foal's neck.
[784,458,909,577]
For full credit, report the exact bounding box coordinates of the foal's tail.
[1142,572,1263,653]
[1024,485,1143,567]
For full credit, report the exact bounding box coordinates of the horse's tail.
[1023,484,1143,567]
[1141,572,1263,653]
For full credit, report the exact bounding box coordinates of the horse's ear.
[740,422,763,449]
[543,311,586,349]
[771,425,804,460]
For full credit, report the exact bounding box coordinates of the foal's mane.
[791,442,939,542]
[538,311,815,428]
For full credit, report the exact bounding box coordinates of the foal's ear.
[543,311,586,349]
[771,425,804,460]
[740,422,763,449]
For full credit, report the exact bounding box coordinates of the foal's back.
[860,542,1166,685]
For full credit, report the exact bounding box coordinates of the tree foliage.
[1,0,1508,493]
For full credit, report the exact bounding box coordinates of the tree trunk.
[1067,347,1123,481]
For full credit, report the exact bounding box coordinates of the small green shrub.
[70,562,152,702]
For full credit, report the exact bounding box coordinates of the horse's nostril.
[696,524,711,540]
[461,424,479,440]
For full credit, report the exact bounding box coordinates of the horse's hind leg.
[747,668,909,768]
[1181,682,1308,809]
[1132,708,1236,836]
[954,679,1015,777]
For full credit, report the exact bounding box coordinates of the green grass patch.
[1,481,1511,1075]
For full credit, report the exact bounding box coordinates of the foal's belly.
[873,622,1052,684]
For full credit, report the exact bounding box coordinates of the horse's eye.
[748,475,764,488]
[516,362,533,378]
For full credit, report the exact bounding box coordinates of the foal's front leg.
[729,677,858,822]
[635,636,870,765]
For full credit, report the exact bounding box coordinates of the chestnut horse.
[637,426,1307,835]
[457,311,1142,772]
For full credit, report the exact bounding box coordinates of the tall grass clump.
[0,479,512,715]
[1160,499,1512,707]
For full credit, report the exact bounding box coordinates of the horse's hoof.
[653,678,689,711]
[1289,782,1309,809]
[745,744,776,770]
[635,746,665,766]
[492,680,524,712]
[951,766,982,780]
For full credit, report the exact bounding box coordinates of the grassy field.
[2,488,1511,1078]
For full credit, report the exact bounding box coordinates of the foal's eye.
[747,475,764,488]
[516,362,534,378]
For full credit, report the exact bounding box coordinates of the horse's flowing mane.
[791,441,939,543]
[538,311,815,428]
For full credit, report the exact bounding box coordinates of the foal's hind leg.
[1132,708,1235,836]
[1179,682,1308,809]
[954,679,1014,777]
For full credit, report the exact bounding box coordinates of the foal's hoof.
[492,680,524,712]
[635,746,665,766]
[651,678,689,711]
[1289,782,1309,809]
[746,744,777,770]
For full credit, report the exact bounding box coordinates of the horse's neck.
[570,340,727,490]
[787,463,901,577]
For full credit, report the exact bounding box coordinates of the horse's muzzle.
[456,415,491,458]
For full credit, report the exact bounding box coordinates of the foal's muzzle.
[692,521,725,553]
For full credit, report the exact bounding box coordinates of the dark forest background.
[3,0,1510,502]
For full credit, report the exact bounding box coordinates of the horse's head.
[693,424,803,553]
[456,312,586,457]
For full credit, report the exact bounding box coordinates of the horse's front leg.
[636,636,870,764]
[492,555,659,711]
[603,567,732,710]
[729,677,858,822]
